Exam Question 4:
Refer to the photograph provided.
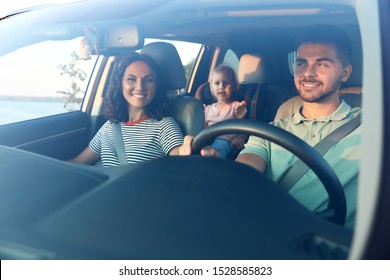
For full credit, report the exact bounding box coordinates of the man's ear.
[341,64,353,82]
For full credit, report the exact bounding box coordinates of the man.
[180,25,361,228]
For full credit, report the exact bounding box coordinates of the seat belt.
[112,122,128,165]
[279,113,361,192]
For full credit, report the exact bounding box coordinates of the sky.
[0,0,200,65]
[0,0,200,98]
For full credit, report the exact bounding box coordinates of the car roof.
[3,0,361,84]
[12,0,359,42]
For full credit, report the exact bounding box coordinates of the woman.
[70,52,184,166]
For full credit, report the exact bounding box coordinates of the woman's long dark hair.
[104,52,169,123]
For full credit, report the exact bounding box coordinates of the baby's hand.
[237,100,246,107]
[234,101,247,118]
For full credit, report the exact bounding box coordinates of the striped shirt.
[89,117,183,167]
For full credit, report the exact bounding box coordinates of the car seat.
[141,42,205,136]
[236,54,266,119]
[194,81,216,105]
[194,54,267,158]
[195,53,292,123]
[194,54,265,116]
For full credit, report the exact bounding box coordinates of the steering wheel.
[192,119,346,225]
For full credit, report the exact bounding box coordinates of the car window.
[223,49,239,75]
[288,51,296,77]
[0,38,98,125]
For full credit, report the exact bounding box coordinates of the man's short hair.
[295,25,352,65]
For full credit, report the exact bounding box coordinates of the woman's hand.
[179,135,220,157]
[178,135,195,156]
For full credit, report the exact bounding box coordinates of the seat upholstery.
[167,95,205,136]
[194,81,216,105]
[237,54,265,85]
[249,83,292,122]
[141,42,205,136]
[236,54,265,119]
[239,54,292,122]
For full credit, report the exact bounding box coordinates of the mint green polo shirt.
[240,100,361,228]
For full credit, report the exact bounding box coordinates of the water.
[0,100,76,125]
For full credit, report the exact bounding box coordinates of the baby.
[204,64,247,158]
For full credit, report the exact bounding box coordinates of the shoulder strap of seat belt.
[112,122,128,165]
[279,113,361,192]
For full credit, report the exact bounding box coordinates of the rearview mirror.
[99,23,145,55]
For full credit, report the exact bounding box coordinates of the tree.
[183,58,195,81]
[57,51,87,111]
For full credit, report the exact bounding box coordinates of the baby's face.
[210,72,233,102]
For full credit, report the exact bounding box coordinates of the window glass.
[0,38,98,125]
[223,49,239,75]
[288,51,296,77]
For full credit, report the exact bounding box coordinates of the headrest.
[141,42,186,90]
[341,62,362,89]
[342,41,362,89]
[237,54,264,84]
